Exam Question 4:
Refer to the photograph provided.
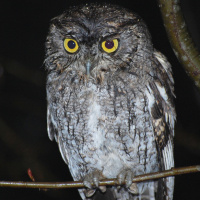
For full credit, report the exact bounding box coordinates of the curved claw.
[129,183,138,194]
[85,189,96,198]
[83,179,93,189]
[117,168,138,194]
[83,169,106,197]
[125,169,134,188]
[83,169,100,188]
[93,170,100,187]
[117,169,126,185]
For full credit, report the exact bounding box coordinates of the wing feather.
[47,106,58,141]
[47,105,69,164]
[145,50,176,200]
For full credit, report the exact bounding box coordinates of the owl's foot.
[83,169,106,197]
[117,169,138,194]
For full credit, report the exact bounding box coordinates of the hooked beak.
[86,60,91,76]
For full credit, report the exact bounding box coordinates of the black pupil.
[105,40,114,49]
[68,40,76,49]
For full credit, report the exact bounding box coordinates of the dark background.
[0,0,200,199]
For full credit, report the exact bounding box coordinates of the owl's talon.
[93,170,100,187]
[83,169,105,193]
[83,179,92,189]
[117,169,138,194]
[99,185,106,193]
[117,169,126,185]
[85,188,96,197]
[128,182,138,194]
[125,169,134,188]
[117,185,121,192]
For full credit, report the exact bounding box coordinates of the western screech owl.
[45,3,176,200]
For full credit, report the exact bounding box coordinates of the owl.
[45,3,176,200]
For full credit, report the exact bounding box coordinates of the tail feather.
[156,179,166,200]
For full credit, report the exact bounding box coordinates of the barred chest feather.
[49,73,159,181]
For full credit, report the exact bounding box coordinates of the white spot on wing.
[155,83,168,102]
[145,86,155,116]
[154,50,174,84]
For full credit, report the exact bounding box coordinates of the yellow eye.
[101,39,118,53]
[64,38,79,53]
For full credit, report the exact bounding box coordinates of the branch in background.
[158,0,200,89]
[0,165,199,189]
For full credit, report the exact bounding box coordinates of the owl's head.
[45,3,153,84]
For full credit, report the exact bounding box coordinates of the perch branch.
[0,165,199,189]
[158,0,200,89]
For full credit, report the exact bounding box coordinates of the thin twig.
[0,165,199,189]
[158,0,200,89]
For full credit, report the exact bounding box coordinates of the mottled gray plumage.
[45,3,176,200]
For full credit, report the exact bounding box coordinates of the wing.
[145,50,176,200]
[47,104,70,165]
[47,105,58,141]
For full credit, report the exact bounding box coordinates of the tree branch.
[158,0,200,89]
[0,165,199,189]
